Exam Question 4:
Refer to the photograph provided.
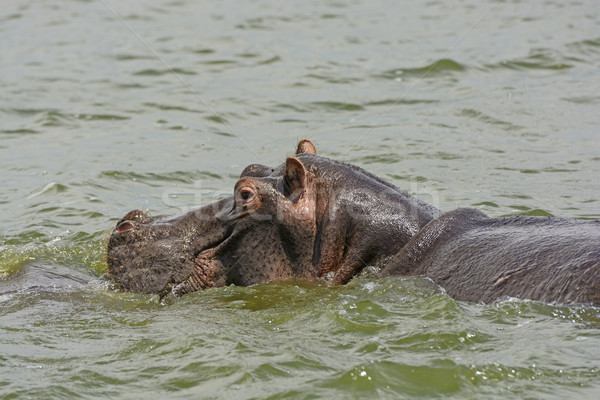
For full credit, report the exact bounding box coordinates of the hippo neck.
[308,158,440,281]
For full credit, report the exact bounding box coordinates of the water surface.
[1,0,599,398]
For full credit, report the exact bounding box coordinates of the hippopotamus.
[107,139,600,305]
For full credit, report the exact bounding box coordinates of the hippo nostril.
[114,209,150,233]
[121,209,146,223]
[115,220,135,233]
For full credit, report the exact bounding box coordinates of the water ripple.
[133,68,197,76]
[493,48,580,71]
[379,59,468,80]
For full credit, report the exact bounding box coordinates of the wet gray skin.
[107,140,600,304]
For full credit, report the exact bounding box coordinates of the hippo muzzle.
[106,197,233,298]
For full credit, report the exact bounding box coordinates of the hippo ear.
[284,157,308,198]
[296,139,317,155]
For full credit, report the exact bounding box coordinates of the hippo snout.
[106,198,234,297]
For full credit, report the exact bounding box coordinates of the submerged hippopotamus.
[107,140,600,304]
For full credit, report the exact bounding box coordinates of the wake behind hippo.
[107,140,600,305]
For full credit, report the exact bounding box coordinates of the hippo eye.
[240,189,254,201]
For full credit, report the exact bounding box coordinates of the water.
[1,0,599,398]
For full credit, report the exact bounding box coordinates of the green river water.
[1,1,599,398]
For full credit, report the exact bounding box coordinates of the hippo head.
[106,140,439,298]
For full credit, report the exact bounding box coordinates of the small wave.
[458,108,524,130]
[204,115,228,124]
[115,83,147,89]
[112,54,156,61]
[143,102,203,113]
[304,73,363,84]
[3,109,128,127]
[309,101,364,112]
[364,98,438,107]
[133,68,196,76]
[272,103,311,113]
[191,48,215,55]
[34,111,73,127]
[0,129,39,135]
[0,248,29,279]
[255,55,281,66]
[510,208,554,217]
[26,182,68,199]
[0,230,107,279]
[73,113,129,121]
[2,107,53,116]
[565,37,600,56]
[561,95,600,105]
[353,153,402,165]
[99,170,223,185]
[379,58,467,80]
[492,48,579,71]
[201,59,238,66]
[0,13,21,23]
